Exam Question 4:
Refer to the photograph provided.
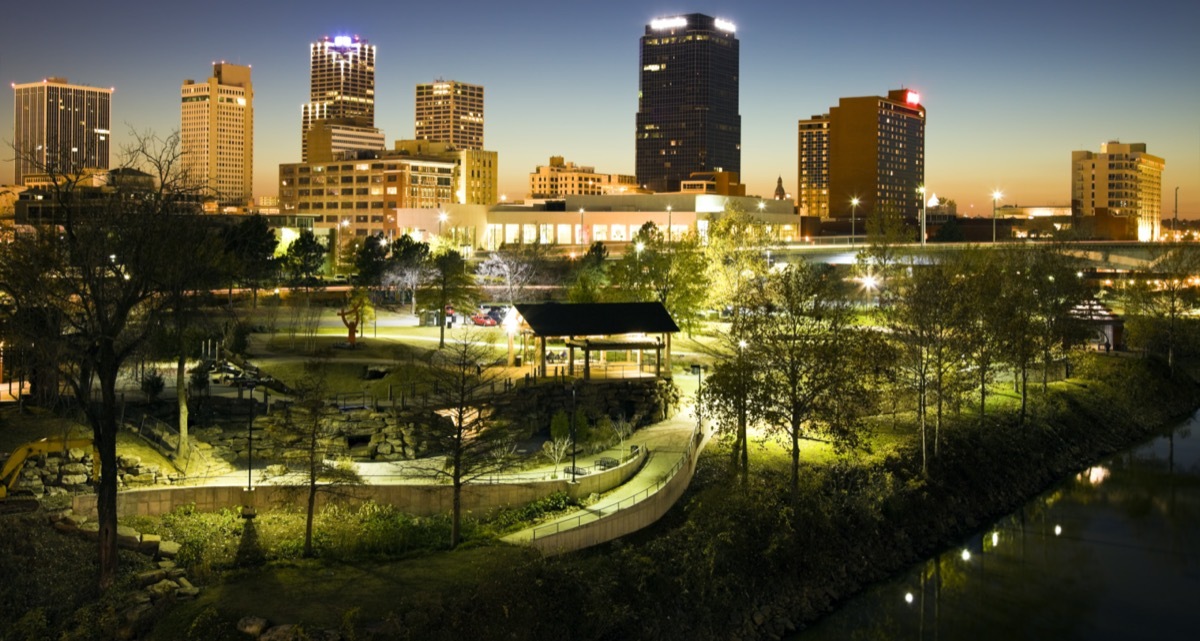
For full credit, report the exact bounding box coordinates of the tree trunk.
[94,357,122,589]
[451,481,462,548]
[304,476,317,558]
[790,425,800,501]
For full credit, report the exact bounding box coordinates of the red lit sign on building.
[905,91,921,105]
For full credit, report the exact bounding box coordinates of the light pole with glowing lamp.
[437,211,447,237]
[579,208,586,246]
[666,204,673,243]
[850,197,860,245]
[991,190,1003,243]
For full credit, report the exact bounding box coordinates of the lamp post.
[579,208,586,246]
[991,190,1003,243]
[691,363,705,435]
[666,204,673,243]
[437,211,447,237]
[850,197,860,245]
[570,382,578,483]
[918,186,927,247]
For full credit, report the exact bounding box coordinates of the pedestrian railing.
[529,428,698,540]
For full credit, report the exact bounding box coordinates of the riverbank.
[370,353,1200,641]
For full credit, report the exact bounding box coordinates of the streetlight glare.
[992,190,1003,201]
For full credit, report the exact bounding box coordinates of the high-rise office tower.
[798,89,925,220]
[12,77,112,185]
[415,80,484,150]
[636,14,740,194]
[302,35,375,161]
[181,63,253,208]
[1072,141,1164,242]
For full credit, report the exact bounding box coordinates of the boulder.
[175,586,201,599]
[116,526,142,549]
[140,533,162,555]
[60,474,88,486]
[78,521,100,540]
[158,540,181,559]
[237,616,270,637]
[117,453,142,468]
[67,448,86,462]
[53,520,78,534]
[136,569,167,587]
[260,624,301,641]
[146,579,180,601]
[61,462,89,475]
[62,513,88,528]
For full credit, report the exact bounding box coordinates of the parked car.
[470,313,498,327]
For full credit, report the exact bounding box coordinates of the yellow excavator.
[0,437,97,513]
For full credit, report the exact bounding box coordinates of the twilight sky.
[3,0,1198,217]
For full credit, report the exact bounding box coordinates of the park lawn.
[147,545,536,639]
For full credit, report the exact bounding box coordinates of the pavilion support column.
[584,344,591,380]
[568,338,576,377]
[654,347,661,377]
[664,333,673,377]
[539,336,547,377]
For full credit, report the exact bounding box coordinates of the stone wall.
[71,446,649,520]
[10,449,176,498]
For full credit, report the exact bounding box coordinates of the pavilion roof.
[514,302,679,337]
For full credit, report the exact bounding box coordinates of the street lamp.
[666,204,673,243]
[579,208,586,246]
[991,190,1003,243]
[569,382,579,483]
[437,211,447,236]
[850,197,860,245]
[918,186,927,247]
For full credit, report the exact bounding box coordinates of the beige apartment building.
[415,80,484,150]
[529,156,638,199]
[1072,141,1164,242]
[181,63,253,209]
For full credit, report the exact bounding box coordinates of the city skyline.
[2,0,1198,217]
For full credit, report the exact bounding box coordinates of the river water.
[795,411,1200,641]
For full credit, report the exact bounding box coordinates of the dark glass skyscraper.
[636,14,740,194]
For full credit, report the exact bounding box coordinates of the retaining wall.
[528,432,704,555]
[72,447,648,520]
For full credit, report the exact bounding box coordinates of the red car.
[470,313,498,326]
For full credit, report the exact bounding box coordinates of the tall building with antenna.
[301,35,376,161]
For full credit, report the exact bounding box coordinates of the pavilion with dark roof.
[513,302,680,379]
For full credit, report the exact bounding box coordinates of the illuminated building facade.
[12,78,112,185]
[796,116,829,216]
[799,89,925,220]
[529,156,637,199]
[636,14,740,193]
[415,80,484,150]
[302,35,376,161]
[1072,141,1164,242]
[181,63,253,209]
[279,139,496,240]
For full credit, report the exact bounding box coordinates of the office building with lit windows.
[302,35,376,161]
[12,77,112,185]
[415,80,484,150]
[181,63,253,209]
[636,14,740,194]
[1072,141,1164,242]
[529,156,637,199]
[798,89,925,220]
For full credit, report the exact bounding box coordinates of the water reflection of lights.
[1077,465,1111,485]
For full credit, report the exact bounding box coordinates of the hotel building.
[798,89,925,220]
[1072,141,1164,242]
[529,157,638,199]
[181,63,253,209]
